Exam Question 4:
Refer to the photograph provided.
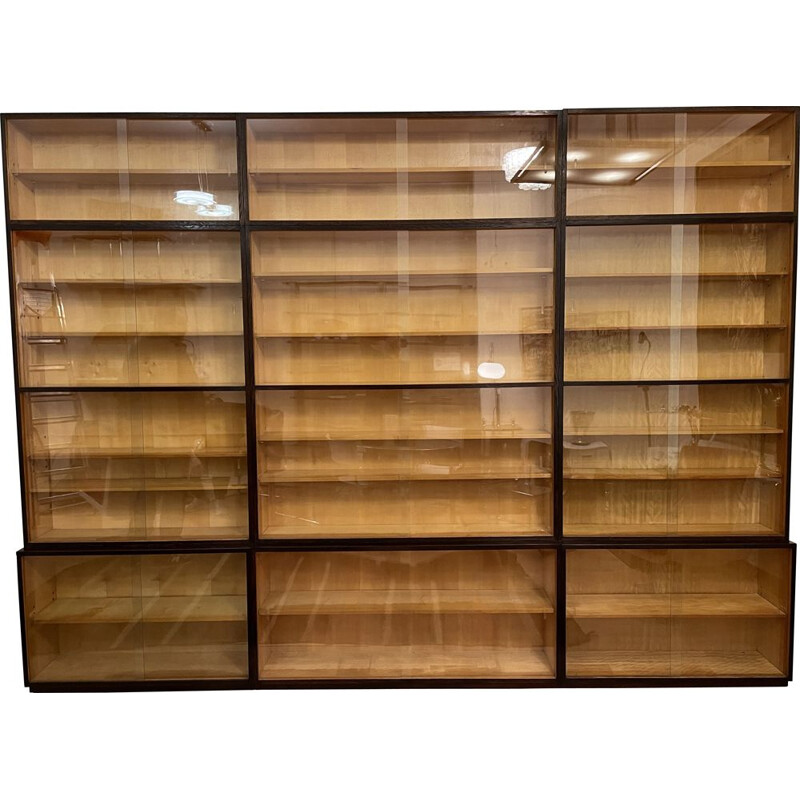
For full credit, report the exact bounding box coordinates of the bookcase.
[3,109,797,690]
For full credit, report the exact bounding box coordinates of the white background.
[0,3,797,797]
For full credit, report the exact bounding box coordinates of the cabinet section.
[565,223,794,381]
[21,552,248,682]
[563,383,787,537]
[257,549,556,679]
[5,118,238,221]
[566,548,792,677]
[566,111,795,215]
[13,231,244,386]
[21,390,247,542]
[257,386,552,538]
[252,229,553,384]
[247,116,556,220]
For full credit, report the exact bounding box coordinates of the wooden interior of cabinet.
[257,387,552,538]
[566,548,792,677]
[22,553,249,682]
[21,391,248,542]
[257,549,557,678]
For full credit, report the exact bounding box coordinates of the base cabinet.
[20,552,249,682]
[566,548,792,678]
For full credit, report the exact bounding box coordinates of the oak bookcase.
[3,109,797,690]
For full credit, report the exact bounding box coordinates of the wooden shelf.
[567,650,784,678]
[566,323,787,332]
[258,430,551,443]
[255,329,553,339]
[31,526,248,543]
[254,267,553,279]
[563,426,783,436]
[13,168,237,185]
[20,278,241,287]
[30,478,247,492]
[563,522,780,537]
[261,588,554,616]
[261,468,551,483]
[262,522,551,538]
[566,271,788,280]
[31,643,249,682]
[566,160,792,178]
[32,594,247,624]
[567,593,785,619]
[260,644,554,679]
[563,468,782,481]
[29,447,245,459]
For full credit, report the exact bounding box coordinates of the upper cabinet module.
[565,222,794,381]
[251,228,554,384]
[246,116,557,220]
[566,111,796,215]
[12,231,244,387]
[5,118,239,220]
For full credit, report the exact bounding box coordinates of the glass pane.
[566,548,791,677]
[5,118,238,220]
[13,231,244,386]
[257,387,552,538]
[252,229,553,384]
[247,116,556,220]
[22,553,248,682]
[563,383,787,537]
[258,549,556,679]
[565,223,793,381]
[566,112,795,215]
[22,390,247,542]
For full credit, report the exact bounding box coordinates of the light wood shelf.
[31,644,249,682]
[261,588,554,616]
[563,522,780,537]
[567,650,784,678]
[567,593,785,619]
[12,168,237,185]
[563,426,783,436]
[258,430,550,442]
[566,271,788,280]
[563,468,782,481]
[261,468,550,483]
[30,526,248,542]
[30,478,247,493]
[260,644,554,679]
[262,522,551,538]
[29,447,245,459]
[32,594,247,624]
[254,267,553,278]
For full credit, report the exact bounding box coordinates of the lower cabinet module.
[566,548,792,678]
[257,549,557,679]
[5,109,799,690]
[20,552,249,682]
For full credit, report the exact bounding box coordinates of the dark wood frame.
[4,108,798,691]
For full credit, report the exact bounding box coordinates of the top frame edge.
[2,108,798,122]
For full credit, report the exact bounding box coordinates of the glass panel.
[13,231,244,386]
[566,111,795,215]
[257,387,552,538]
[247,116,556,220]
[252,229,553,384]
[566,548,791,677]
[565,223,793,381]
[22,553,248,682]
[563,383,787,537]
[258,549,556,679]
[5,118,238,221]
[21,390,247,542]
